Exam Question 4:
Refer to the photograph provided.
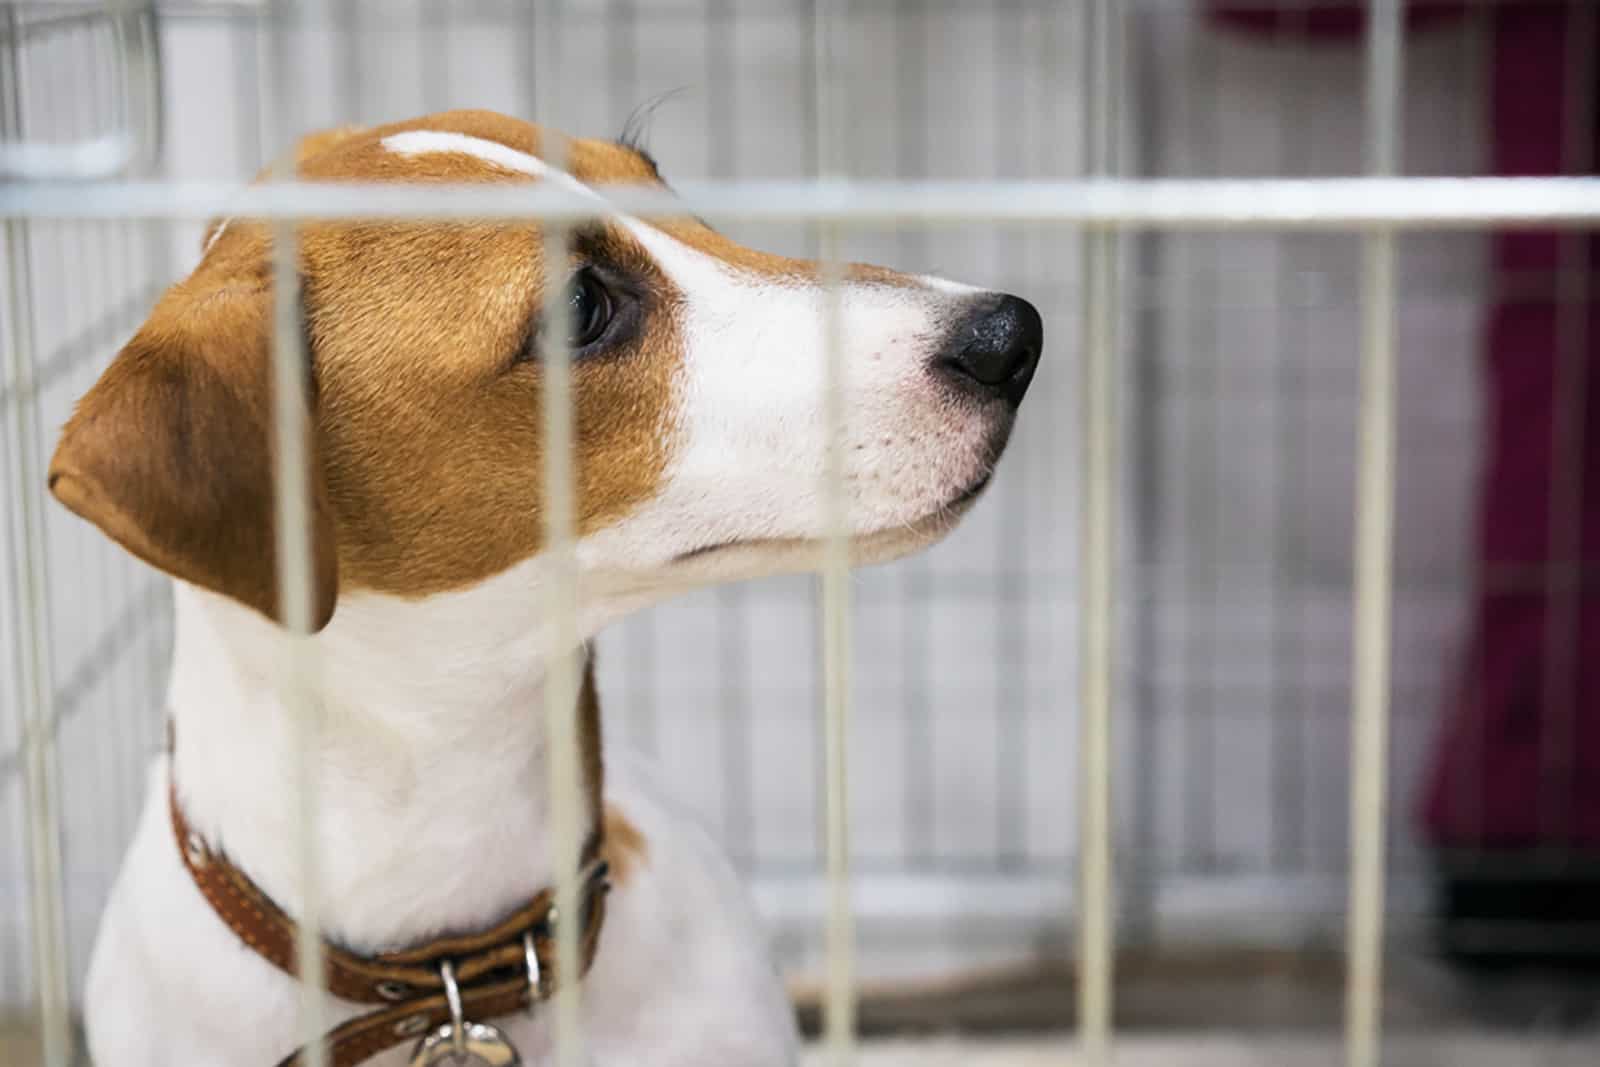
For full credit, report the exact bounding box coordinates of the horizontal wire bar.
[5,176,1600,227]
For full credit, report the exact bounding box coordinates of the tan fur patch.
[600,806,650,887]
[289,112,684,596]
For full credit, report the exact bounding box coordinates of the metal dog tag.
[409,1020,521,1067]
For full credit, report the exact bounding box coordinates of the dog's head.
[49,110,1042,632]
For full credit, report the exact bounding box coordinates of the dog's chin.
[853,469,996,562]
[666,474,994,582]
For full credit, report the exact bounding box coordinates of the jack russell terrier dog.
[49,110,1043,1067]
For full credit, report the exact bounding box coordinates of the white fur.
[384,130,554,183]
[89,579,798,1067]
[86,129,1017,1067]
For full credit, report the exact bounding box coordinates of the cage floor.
[4,950,1597,1065]
[3,1031,1594,1067]
[791,948,1600,1036]
[800,1035,1600,1066]
[3,1024,1596,1066]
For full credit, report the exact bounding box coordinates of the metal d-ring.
[522,932,543,1009]
[183,831,208,868]
[439,960,466,1060]
[409,959,521,1067]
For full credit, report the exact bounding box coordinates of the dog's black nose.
[936,294,1043,407]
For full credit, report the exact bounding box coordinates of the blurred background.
[3,0,1599,1061]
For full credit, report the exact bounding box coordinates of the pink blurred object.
[1211,1,1600,850]
[1208,1,1465,38]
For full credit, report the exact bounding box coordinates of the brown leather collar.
[170,782,609,1067]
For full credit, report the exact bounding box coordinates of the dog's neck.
[166,556,605,955]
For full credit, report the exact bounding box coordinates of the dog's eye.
[512,267,625,366]
[568,268,614,350]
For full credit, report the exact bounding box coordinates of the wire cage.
[3,1,1600,1064]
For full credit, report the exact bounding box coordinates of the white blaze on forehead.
[381,129,701,267]
[379,130,925,298]
[382,129,552,181]
[381,128,649,220]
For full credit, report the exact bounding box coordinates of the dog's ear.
[48,279,340,631]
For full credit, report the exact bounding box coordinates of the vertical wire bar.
[607,0,637,133]
[1123,0,1165,944]
[1,8,71,1062]
[52,197,91,892]
[94,8,134,885]
[337,0,361,124]
[417,0,448,113]
[1294,0,1326,875]
[813,0,854,1062]
[131,212,168,846]
[1077,0,1119,1060]
[1193,26,1224,873]
[230,10,264,173]
[1345,3,1402,1067]
[1081,0,1120,1062]
[892,0,934,870]
[267,3,328,1064]
[707,0,755,870]
[95,213,127,891]
[1271,2,1315,878]
[609,0,657,760]
[993,0,1029,871]
[126,5,164,178]
[1166,20,1201,880]
[528,6,585,1065]
[818,245,854,1059]
[142,84,179,775]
